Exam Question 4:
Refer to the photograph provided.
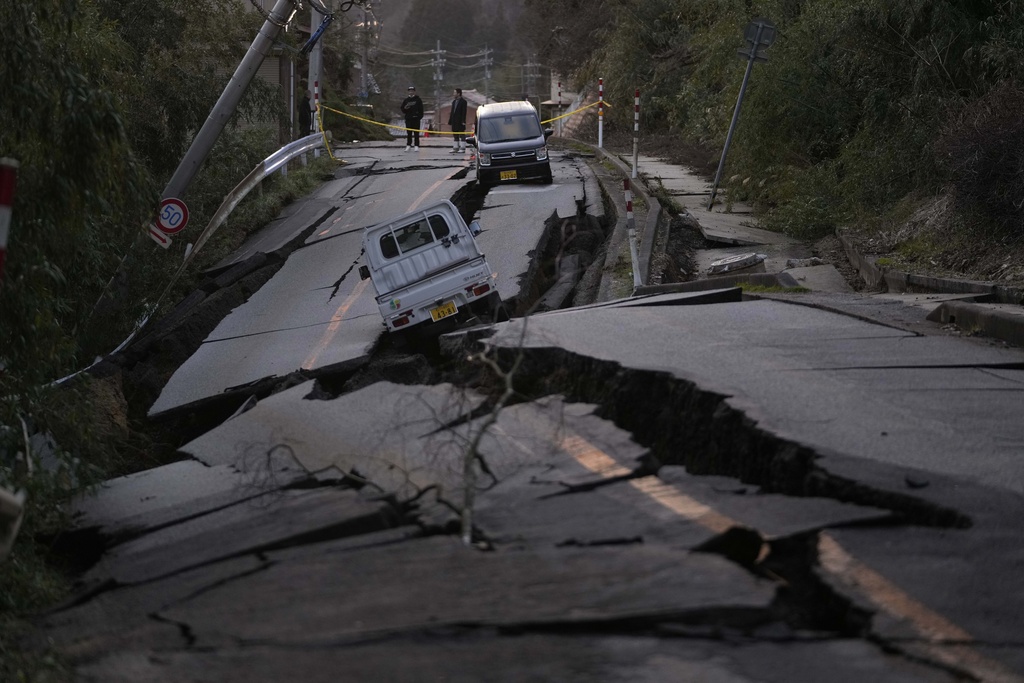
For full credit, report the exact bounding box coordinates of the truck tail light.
[466,283,490,298]
[391,310,413,328]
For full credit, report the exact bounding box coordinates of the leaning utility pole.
[161,0,296,216]
[308,4,325,157]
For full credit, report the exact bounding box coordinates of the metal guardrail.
[186,133,327,261]
[56,133,332,386]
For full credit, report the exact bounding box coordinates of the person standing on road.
[297,90,313,138]
[448,88,467,154]
[401,85,424,151]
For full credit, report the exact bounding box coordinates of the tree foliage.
[0,0,316,506]
[519,0,1024,240]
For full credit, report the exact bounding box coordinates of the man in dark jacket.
[297,90,313,138]
[448,88,467,153]
[401,85,424,151]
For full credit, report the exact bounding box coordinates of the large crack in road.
[49,159,1024,681]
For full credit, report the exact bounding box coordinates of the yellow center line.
[302,278,369,370]
[818,533,1021,681]
[408,177,449,213]
[560,434,736,534]
[556,430,1019,680]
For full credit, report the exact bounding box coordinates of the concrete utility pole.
[523,56,539,108]
[482,45,493,102]
[309,4,325,157]
[162,0,296,204]
[432,39,446,129]
[359,2,379,101]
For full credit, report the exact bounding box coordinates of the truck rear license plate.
[500,170,517,181]
[430,300,458,322]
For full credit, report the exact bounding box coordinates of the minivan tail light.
[466,283,490,298]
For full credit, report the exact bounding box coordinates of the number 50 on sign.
[157,197,189,235]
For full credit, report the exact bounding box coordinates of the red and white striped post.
[632,88,640,179]
[624,178,642,289]
[0,158,18,283]
[598,78,604,148]
[558,81,563,137]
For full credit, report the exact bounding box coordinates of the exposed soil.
[837,195,1024,289]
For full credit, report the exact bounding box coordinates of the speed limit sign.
[157,197,189,235]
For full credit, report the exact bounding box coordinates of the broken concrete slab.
[785,264,855,293]
[696,243,813,276]
[84,486,399,585]
[473,467,717,549]
[43,527,423,659]
[657,467,891,539]
[69,458,309,542]
[73,634,960,683]
[158,535,776,646]
[480,397,652,482]
[690,208,799,247]
[150,227,382,417]
[467,300,1024,496]
[181,380,486,503]
[43,554,267,657]
[625,286,745,304]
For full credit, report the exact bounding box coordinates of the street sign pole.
[708,18,776,210]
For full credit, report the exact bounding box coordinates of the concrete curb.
[570,143,1024,346]
[837,227,1024,346]
[634,272,800,296]
[570,142,663,293]
[926,301,1024,347]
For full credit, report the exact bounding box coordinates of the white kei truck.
[358,200,504,333]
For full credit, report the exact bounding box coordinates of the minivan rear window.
[478,113,543,143]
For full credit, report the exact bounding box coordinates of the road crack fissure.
[456,343,970,528]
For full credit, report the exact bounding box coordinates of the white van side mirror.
[359,265,370,280]
[469,221,482,236]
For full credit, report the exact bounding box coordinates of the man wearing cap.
[401,86,424,151]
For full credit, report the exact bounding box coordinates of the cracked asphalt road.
[42,142,1024,682]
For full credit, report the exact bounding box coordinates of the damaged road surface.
[38,144,1024,681]
[147,143,589,418]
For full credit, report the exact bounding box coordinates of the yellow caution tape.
[315,105,343,162]
[542,99,611,125]
[318,99,613,137]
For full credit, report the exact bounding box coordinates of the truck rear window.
[379,214,452,259]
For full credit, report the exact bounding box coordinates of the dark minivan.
[466,101,553,186]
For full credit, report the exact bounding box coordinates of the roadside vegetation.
[520,0,1024,283]
[0,1,387,677]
